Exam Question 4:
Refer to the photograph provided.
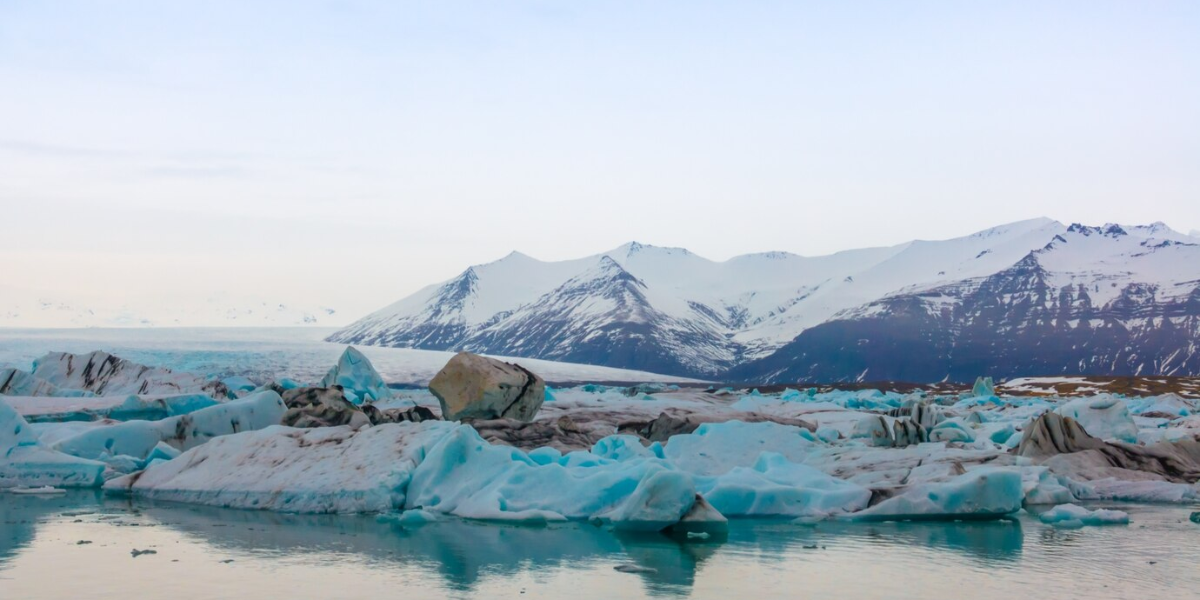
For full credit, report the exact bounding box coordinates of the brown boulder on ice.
[428,352,545,422]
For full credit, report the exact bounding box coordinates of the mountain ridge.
[329,218,1200,381]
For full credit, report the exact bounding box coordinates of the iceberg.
[321,347,393,403]
[32,351,228,398]
[928,418,977,443]
[662,421,818,476]
[1055,396,1138,444]
[107,421,459,513]
[54,390,285,461]
[1037,503,1130,527]
[1,398,106,489]
[697,453,872,518]
[849,468,1023,521]
[0,368,92,397]
[405,426,693,525]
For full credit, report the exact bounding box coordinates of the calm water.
[2,492,1197,599]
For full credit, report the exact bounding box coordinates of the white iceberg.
[107,421,458,513]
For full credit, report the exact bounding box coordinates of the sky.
[1,1,1197,324]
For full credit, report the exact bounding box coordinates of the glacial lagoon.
[2,492,1197,600]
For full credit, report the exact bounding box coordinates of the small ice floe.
[614,564,657,574]
[8,486,67,495]
[1038,504,1130,528]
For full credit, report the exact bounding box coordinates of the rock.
[1016,412,1107,458]
[361,404,438,426]
[1018,412,1200,484]
[281,387,370,429]
[428,352,545,422]
[469,416,604,452]
[618,410,817,444]
[321,347,393,403]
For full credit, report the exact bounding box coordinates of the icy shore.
[4,350,1199,533]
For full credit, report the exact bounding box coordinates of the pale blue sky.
[1,1,1197,320]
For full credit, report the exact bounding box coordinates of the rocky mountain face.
[331,220,1200,382]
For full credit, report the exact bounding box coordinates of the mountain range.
[328,218,1200,383]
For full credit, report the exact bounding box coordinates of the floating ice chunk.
[1,399,106,489]
[779,388,803,402]
[592,435,655,462]
[107,421,460,513]
[988,424,1017,445]
[599,470,697,532]
[54,390,286,461]
[971,377,995,398]
[1070,478,1199,503]
[662,421,818,476]
[815,426,841,443]
[221,376,258,394]
[6,393,219,423]
[145,441,181,463]
[378,508,442,527]
[1021,467,1076,505]
[1055,397,1138,444]
[1125,394,1195,417]
[851,415,893,447]
[663,494,728,537]
[99,453,143,477]
[321,347,392,403]
[277,378,304,390]
[928,418,976,443]
[528,446,563,465]
[697,453,871,518]
[1038,503,1129,527]
[32,351,227,398]
[0,368,92,397]
[849,467,1023,521]
[1,398,40,449]
[406,426,694,525]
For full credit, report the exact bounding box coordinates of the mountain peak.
[614,241,693,259]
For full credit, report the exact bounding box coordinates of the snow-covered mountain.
[330,217,1200,380]
[730,222,1200,383]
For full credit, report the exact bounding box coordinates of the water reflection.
[0,491,1033,596]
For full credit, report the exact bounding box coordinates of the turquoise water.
[2,492,1197,599]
